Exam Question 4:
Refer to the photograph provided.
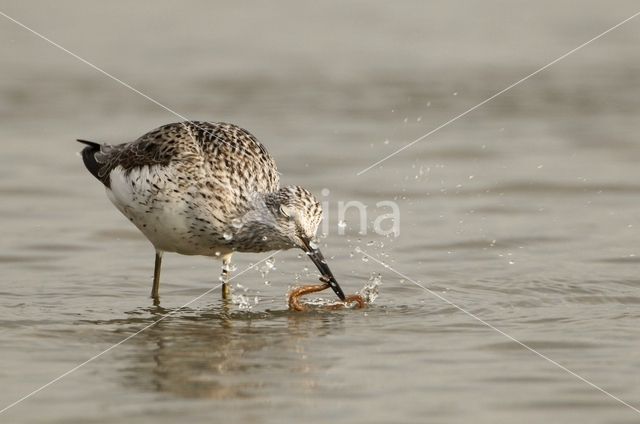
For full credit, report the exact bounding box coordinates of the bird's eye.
[280,205,294,219]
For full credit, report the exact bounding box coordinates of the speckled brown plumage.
[83,121,278,192]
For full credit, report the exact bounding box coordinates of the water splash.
[288,272,382,310]
[265,258,275,270]
[357,272,382,304]
[257,257,276,278]
[231,293,253,310]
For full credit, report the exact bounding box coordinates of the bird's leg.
[151,250,163,304]
[221,253,233,299]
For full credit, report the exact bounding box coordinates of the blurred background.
[1,1,640,423]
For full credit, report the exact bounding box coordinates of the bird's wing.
[79,121,280,194]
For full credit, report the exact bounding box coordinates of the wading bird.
[78,121,346,304]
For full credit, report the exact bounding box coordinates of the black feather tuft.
[76,139,106,186]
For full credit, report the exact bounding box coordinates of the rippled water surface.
[2,1,640,423]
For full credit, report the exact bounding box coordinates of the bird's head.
[264,185,346,301]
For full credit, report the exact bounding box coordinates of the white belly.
[106,165,229,257]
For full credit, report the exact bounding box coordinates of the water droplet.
[308,240,319,250]
[354,246,362,253]
[383,139,390,145]
[231,218,243,229]
[362,256,369,262]
[262,236,268,241]
[223,232,233,240]
[232,294,252,310]
[265,258,275,269]
[338,220,347,229]
[357,273,381,303]
[264,280,271,286]
[321,188,330,196]
[366,241,375,246]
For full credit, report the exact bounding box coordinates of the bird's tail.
[76,139,102,182]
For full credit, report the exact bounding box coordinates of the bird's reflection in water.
[92,299,348,400]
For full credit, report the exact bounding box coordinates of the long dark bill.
[303,241,346,301]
